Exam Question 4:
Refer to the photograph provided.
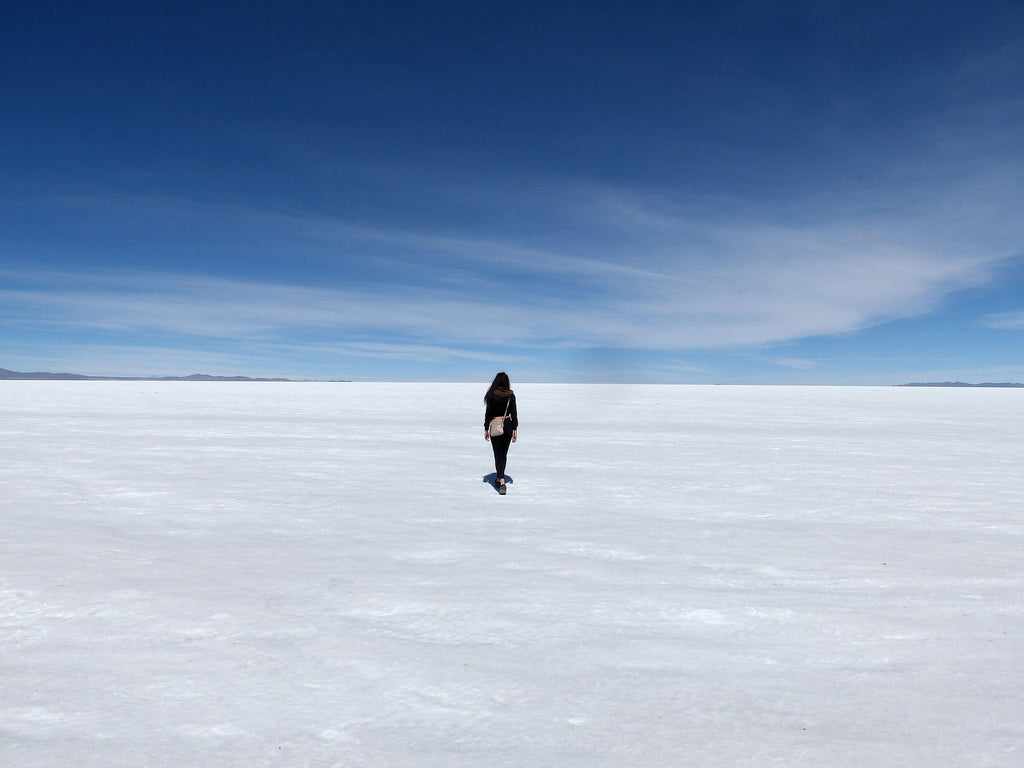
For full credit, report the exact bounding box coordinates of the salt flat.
[1,382,1022,767]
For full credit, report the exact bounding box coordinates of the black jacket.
[484,391,518,432]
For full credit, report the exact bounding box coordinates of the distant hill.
[0,368,96,380]
[0,368,294,382]
[156,373,295,382]
[899,381,1023,388]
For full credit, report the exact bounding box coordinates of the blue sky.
[2,0,1023,383]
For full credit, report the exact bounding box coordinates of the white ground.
[1,382,1022,767]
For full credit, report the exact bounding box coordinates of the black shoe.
[497,481,507,495]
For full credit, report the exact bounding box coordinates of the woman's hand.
[512,430,517,443]
[484,430,490,441]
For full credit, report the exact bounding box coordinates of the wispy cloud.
[770,357,819,372]
[2,181,1013,359]
[979,310,1024,330]
[4,125,1020,381]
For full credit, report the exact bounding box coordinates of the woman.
[484,371,518,494]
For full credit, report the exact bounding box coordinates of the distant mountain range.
[0,368,295,382]
[897,382,1023,388]
[2,368,1019,386]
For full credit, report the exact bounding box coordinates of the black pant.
[490,431,514,481]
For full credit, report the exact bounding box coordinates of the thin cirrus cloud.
[2,136,1018,377]
[980,310,1024,331]
[1,202,1003,358]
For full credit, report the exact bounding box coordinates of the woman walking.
[484,372,518,494]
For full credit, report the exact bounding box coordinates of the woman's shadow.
[482,473,514,493]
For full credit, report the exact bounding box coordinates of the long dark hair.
[485,371,513,400]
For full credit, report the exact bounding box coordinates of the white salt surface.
[1,382,1022,767]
